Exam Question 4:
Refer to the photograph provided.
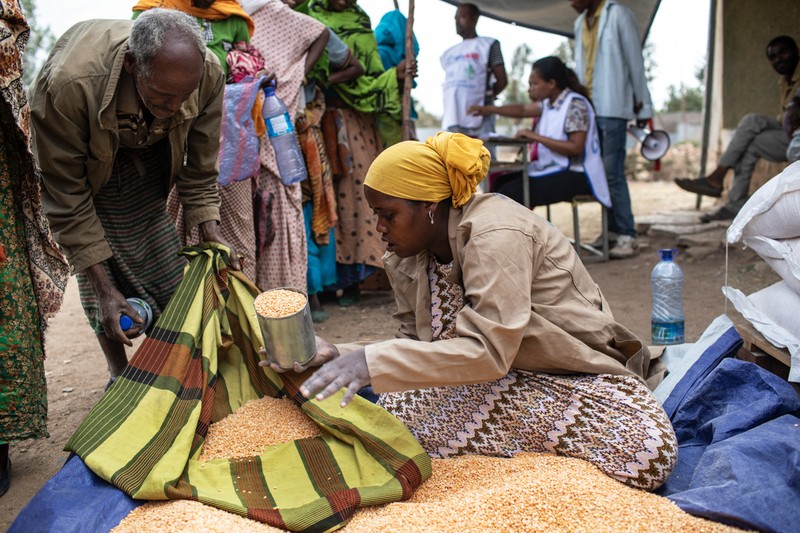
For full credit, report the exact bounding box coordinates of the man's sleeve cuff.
[68,241,113,274]
[184,206,221,230]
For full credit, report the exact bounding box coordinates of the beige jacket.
[365,193,658,393]
[29,20,225,273]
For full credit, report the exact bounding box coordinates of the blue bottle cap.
[120,314,134,331]
[658,248,678,261]
[262,79,277,96]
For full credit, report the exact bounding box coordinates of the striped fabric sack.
[217,76,263,187]
[66,244,430,532]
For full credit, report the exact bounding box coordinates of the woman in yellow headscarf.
[266,132,678,491]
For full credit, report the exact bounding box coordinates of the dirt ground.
[0,178,781,529]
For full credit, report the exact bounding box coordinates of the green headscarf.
[307,0,402,129]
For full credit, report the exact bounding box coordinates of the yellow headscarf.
[364,132,490,208]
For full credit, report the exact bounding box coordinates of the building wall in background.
[721,0,800,128]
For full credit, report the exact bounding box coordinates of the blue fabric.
[660,324,743,418]
[374,10,419,70]
[657,327,800,533]
[596,116,635,236]
[303,202,337,295]
[9,454,140,533]
[333,263,377,290]
[373,9,419,120]
[356,386,380,403]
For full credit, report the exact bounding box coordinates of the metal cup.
[255,288,317,369]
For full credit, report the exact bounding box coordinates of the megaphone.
[627,125,670,161]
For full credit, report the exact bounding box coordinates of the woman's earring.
[429,211,435,225]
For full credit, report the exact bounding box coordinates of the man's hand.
[783,97,800,138]
[85,263,141,346]
[200,220,241,270]
[298,348,370,407]
[257,69,277,87]
[633,99,649,128]
[259,335,339,373]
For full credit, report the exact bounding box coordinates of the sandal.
[675,177,722,198]
[311,309,329,323]
[105,375,118,392]
[338,293,359,307]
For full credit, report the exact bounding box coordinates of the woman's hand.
[299,348,370,407]
[468,104,487,116]
[518,129,586,157]
[396,58,418,81]
[258,335,339,373]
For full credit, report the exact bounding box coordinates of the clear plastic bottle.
[119,297,153,339]
[262,83,308,185]
[651,249,685,345]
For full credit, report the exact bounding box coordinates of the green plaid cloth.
[66,244,431,532]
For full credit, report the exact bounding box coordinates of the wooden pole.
[401,0,415,140]
[393,0,399,10]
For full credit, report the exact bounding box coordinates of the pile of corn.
[113,397,746,533]
[254,289,307,318]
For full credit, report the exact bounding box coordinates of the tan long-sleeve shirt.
[365,193,660,393]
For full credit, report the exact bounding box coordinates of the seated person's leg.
[492,171,593,207]
[676,113,785,198]
[701,126,790,222]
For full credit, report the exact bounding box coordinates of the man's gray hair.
[128,8,205,79]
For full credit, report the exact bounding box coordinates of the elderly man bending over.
[29,9,235,387]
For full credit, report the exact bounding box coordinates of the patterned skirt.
[322,107,385,269]
[379,370,678,490]
[77,145,186,335]
[0,112,47,442]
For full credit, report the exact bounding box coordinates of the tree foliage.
[413,100,441,128]
[660,66,705,113]
[661,84,703,113]
[19,0,56,89]
[553,40,574,68]
[501,43,533,107]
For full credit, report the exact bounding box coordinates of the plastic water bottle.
[262,83,308,185]
[651,249,685,345]
[119,297,153,338]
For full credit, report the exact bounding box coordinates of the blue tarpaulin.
[8,454,140,533]
[655,326,800,533]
